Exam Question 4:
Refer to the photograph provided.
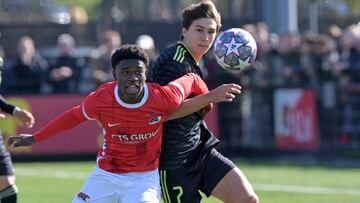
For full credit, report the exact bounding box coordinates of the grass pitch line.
[15,168,360,196]
[15,167,89,179]
[254,183,360,196]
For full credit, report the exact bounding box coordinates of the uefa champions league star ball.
[213,28,257,71]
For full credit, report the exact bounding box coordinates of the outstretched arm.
[0,95,35,128]
[166,83,241,121]
[8,105,86,147]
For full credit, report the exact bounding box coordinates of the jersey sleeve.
[160,73,209,113]
[170,73,209,97]
[82,91,99,120]
[33,105,86,142]
[0,95,15,114]
[33,90,101,142]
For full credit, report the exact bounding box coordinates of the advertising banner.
[274,88,318,150]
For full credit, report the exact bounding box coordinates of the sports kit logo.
[107,122,121,127]
[149,116,161,125]
[112,128,160,143]
[77,192,90,201]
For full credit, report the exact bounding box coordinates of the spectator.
[135,34,157,66]
[277,32,303,86]
[90,30,121,88]
[6,36,48,94]
[47,33,82,94]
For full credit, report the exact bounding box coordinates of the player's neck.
[181,42,202,64]
[117,90,145,104]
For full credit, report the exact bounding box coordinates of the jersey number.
[160,170,183,203]
[173,186,183,203]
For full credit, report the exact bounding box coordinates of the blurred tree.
[58,0,101,20]
[344,0,360,15]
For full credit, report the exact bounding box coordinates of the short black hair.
[182,1,221,33]
[111,44,149,70]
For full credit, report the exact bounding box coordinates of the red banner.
[274,89,318,150]
[0,95,218,157]
[0,95,101,156]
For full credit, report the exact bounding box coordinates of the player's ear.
[112,69,116,80]
[181,28,187,40]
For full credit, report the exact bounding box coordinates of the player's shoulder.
[156,42,192,65]
[91,81,116,97]
[147,82,182,110]
[147,82,175,98]
[147,82,162,93]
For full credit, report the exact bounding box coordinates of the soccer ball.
[213,28,257,71]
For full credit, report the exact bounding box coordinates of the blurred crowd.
[0,30,157,95]
[1,23,359,96]
[1,22,360,147]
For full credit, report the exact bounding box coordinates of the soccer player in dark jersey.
[148,1,259,203]
[8,44,241,203]
[0,55,35,202]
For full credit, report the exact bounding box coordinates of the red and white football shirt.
[82,81,185,173]
[33,73,208,174]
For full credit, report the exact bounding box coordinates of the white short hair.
[136,34,155,50]
[57,33,75,47]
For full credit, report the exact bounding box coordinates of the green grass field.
[14,160,360,203]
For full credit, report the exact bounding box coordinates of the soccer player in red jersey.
[8,44,241,203]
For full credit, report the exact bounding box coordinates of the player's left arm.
[158,73,209,118]
[171,72,217,119]
[169,73,210,98]
[166,83,242,121]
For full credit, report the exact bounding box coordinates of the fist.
[8,134,35,147]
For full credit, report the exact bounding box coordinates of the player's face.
[182,18,217,62]
[113,59,147,103]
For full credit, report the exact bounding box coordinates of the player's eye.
[121,70,130,75]
[196,28,203,33]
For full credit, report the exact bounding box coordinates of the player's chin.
[198,45,210,51]
[197,47,210,56]
[126,91,141,97]
[125,86,140,94]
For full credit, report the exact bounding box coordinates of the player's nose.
[202,32,210,42]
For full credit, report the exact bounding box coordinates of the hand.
[50,66,72,81]
[0,113,5,119]
[210,83,242,103]
[59,66,73,78]
[13,107,35,128]
[8,134,36,147]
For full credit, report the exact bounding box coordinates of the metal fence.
[215,80,360,153]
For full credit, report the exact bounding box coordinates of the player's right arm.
[8,105,86,147]
[8,90,99,147]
